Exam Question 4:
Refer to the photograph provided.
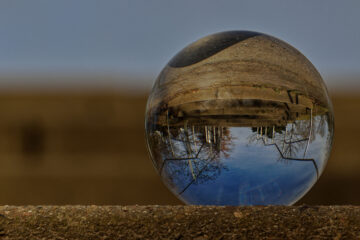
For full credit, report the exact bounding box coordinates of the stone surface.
[147,31,332,129]
[0,205,359,239]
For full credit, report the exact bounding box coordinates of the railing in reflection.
[148,103,330,195]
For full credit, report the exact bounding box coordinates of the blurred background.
[0,0,359,205]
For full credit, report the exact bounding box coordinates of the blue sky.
[0,0,359,89]
[170,127,323,205]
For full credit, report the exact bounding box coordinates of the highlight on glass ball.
[145,31,334,205]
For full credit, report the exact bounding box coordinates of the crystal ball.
[145,31,334,205]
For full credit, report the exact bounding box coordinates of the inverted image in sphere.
[145,31,334,205]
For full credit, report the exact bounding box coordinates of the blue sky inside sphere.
[0,0,359,90]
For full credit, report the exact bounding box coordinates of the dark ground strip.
[0,205,359,239]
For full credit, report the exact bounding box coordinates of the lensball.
[145,31,334,205]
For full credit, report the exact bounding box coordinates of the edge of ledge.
[0,205,359,239]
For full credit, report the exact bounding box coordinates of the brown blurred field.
[0,89,358,205]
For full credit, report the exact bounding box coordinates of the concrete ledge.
[0,206,359,239]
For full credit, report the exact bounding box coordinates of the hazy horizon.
[0,74,357,93]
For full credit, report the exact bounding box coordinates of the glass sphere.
[145,31,334,205]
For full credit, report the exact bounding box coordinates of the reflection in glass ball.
[145,31,334,205]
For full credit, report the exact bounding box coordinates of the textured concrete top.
[0,205,359,239]
[147,31,333,128]
[151,32,330,107]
